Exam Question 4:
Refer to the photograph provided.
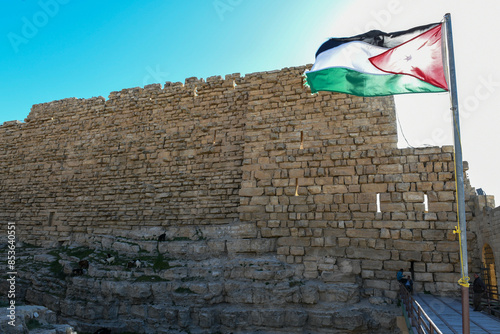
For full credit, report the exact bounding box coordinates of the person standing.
[405,275,414,294]
[397,269,406,284]
[472,273,486,311]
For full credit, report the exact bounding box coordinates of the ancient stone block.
[403,221,430,229]
[377,164,403,174]
[364,279,390,290]
[422,230,445,240]
[403,192,424,202]
[239,188,264,197]
[318,283,360,302]
[399,251,422,262]
[361,260,383,270]
[290,246,305,256]
[380,228,390,239]
[277,237,311,247]
[360,183,388,193]
[346,228,379,239]
[329,166,355,176]
[307,311,333,327]
[373,221,403,229]
[426,263,454,272]
[414,272,433,282]
[346,248,391,260]
[298,284,319,304]
[435,241,459,252]
[381,203,406,212]
[428,202,453,212]
[314,194,334,204]
[393,240,435,252]
[323,185,348,193]
[284,309,308,327]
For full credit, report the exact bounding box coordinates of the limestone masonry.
[0,65,495,333]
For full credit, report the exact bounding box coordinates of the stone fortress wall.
[470,197,500,288]
[0,64,494,332]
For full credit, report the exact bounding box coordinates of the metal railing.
[483,289,500,317]
[399,283,443,334]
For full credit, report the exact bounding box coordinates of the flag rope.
[444,13,470,288]
[451,110,470,287]
[453,224,470,287]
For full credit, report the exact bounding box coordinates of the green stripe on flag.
[306,67,446,96]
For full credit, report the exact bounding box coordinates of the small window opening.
[300,131,304,149]
[194,87,198,97]
[295,178,299,196]
[424,194,429,212]
[376,193,381,213]
[48,212,55,226]
[233,80,237,89]
[213,130,217,145]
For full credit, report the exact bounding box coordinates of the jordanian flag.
[306,23,449,96]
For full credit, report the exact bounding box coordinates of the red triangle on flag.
[369,24,448,90]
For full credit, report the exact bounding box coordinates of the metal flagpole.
[444,13,470,334]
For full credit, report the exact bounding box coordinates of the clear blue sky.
[2,0,500,199]
[0,0,346,123]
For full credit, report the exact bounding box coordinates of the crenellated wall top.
[2,65,314,127]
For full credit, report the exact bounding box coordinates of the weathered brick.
[330,166,355,176]
[346,229,379,239]
[393,240,435,252]
[357,193,376,204]
[314,194,334,204]
[360,183,388,193]
[323,185,348,193]
[427,263,454,272]
[422,230,444,240]
[403,192,424,202]
[346,248,391,260]
[428,202,453,212]
[239,188,264,197]
[377,164,403,174]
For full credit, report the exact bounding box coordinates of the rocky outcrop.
[3,242,400,333]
